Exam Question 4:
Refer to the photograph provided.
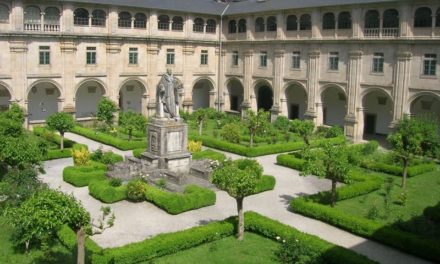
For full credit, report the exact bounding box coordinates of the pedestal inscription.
[167,131,182,152]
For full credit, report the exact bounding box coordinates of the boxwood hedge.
[359,161,437,177]
[72,126,146,150]
[89,180,128,203]
[91,212,376,264]
[144,184,216,215]
[254,175,276,194]
[63,162,107,187]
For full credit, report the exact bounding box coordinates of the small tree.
[244,109,270,147]
[290,119,315,146]
[212,159,262,240]
[118,111,148,141]
[97,98,117,127]
[388,115,439,189]
[3,103,25,124]
[46,112,75,150]
[300,142,351,207]
[193,108,209,135]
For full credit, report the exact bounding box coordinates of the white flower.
[276,236,280,240]
[282,240,286,243]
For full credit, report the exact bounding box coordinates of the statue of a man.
[157,68,182,120]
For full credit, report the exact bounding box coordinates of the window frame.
[200,50,208,65]
[292,51,301,69]
[86,47,97,65]
[260,51,268,68]
[166,49,175,65]
[328,52,339,71]
[423,54,437,76]
[39,46,50,65]
[129,47,138,65]
[232,51,239,66]
[372,52,384,73]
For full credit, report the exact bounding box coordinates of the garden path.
[41,140,431,264]
[63,132,133,158]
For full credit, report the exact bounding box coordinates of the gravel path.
[41,135,432,264]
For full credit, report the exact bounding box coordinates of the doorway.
[364,113,376,135]
[289,104,299,120]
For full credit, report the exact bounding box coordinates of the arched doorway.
[192,79,213,110]
[410,94,440,121]
[362,90,393,137]
[256,85,273,111]
[119,80,146,114]
[27,81,61,122]
[0,85,11,111]
[75,80,105,118]
[321,86,347,127]
[285,84,307,120]
[227,79,244,112]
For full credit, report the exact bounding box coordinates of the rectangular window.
[166,49,175,65]
[232,51,239,66]
[372,53,384,73]
[329,52,339,71]
[39,46,50,65]
[86,47,97,65]
[292,51,301,69]
[201,50,208,65]
[260,51,267,67]
[423,54,437,76]
[129,47,138,65]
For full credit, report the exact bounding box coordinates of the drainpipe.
[217,1,231,112]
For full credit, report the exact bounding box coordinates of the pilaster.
[61,3,74,32]
[106,41,122,103]
[147,42,160,117]
[216,49,226,111]
[345,49,363,142]
[242,49,253,114]
[392,50,412,126]
[272,49,284,121]
[12,1,24,31]
[60,40,77,113]
[304,49,320,121]
[182,44,195,113]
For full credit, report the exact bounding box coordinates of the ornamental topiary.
[127,179,147,202]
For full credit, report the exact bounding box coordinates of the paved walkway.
[64,132,133,158]
[41,133,432,264]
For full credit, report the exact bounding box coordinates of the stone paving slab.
[40,149,433,264]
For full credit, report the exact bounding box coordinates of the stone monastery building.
[0,0,439,141]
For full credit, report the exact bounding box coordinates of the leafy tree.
[290,119,315,146]
[0,135,46,169]
[5,189,90,262]
[118,111,148,141]
[0,167,42,208]
[192,108,210,135]
[97,98,117,127]
[244,109,270,147]
[221,123,241,143]
[274,116,291,132]
[46,112,75,150]
[3,103,25,124]
[212,159,262,240]
[300,142,351,207]
[388,115,439,189]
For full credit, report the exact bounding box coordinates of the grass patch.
[72,126,146,150]
[192,149,226,162]
[152,232,279,264]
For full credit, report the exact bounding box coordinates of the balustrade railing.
[158,22,169,30]
[382,27,399,37]
[44,24,60,32]
[118,19,131,28]
[363,28,379,37]
[193,24,204,32]
[24,23,41,31]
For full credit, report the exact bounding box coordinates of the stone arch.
[253,79,273,112]
[283,82,307,120]
[409,92,440,121]
[0,82,12,111]
[225,77,244,112]
[320,84,347,127]
[192,77,215,110]
[75,79,107,118]
[27,79,62,122]
[118,78,148,114]
[361,88,393,137]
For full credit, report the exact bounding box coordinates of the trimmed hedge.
[145,184,216,215]
[57,224,103,254]
[63,162,107,187]
[254,175,276,194]
[132,148,145,158]
[191,149,226,162]
[33,126,88,160]
[89,180,127,203]
[72,126,146,150]
[360,161,436,177]
[290,198,440,263]
[277,153,305,170]
[91,212,376,264]
[190,135,345,157]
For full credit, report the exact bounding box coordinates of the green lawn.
[335,169,440,240]
[150,232,280,264]
[0,216,75,264]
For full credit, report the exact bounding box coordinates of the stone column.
[147,42,160,117]
[242,49,253,116]
[304,49,320,122]
[351,8,362,38]
[246,16,254,40]
[60,40,77,115]
[62,3,74,32]
[106,41,122,124]
[216,48,226,111]
[182,44,195,113]
[108,8,118,34]
[311,10,321,39]
[399,5,411,38]
[391,50,412,126]
[10,40,27,123]
[345,50,363,142]
[149,10,158,36]
[276,13,285,40]
[271,49,284,121]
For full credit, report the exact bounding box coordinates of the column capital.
[147,43,160,55]
[308,50,320,58]
[397,51,412,60]
[60,41,77,53]
[106,42,121,54]
[183,45,195,55]
[244,50,254,57]
[9,41,28,53]
[275,49,285,58]
[349,50,363,59]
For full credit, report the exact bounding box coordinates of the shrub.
[89,180,127,203]
[97,98,117,127]
[188,140,202,153]
[72,147,91,166]
[275,236,323,264]
[407,163,437,177]
[274,116,290,132]
[362,140,379,155]
[133,148,145,158]
[254,175,276,194]
[127,179,147,202]
[110,178,122,187]
[277,154,306,171]
[144,184,216,215]
[71,126,146,150]
[221,123,241,144]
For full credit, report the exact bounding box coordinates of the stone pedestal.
[143,117,191,174]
